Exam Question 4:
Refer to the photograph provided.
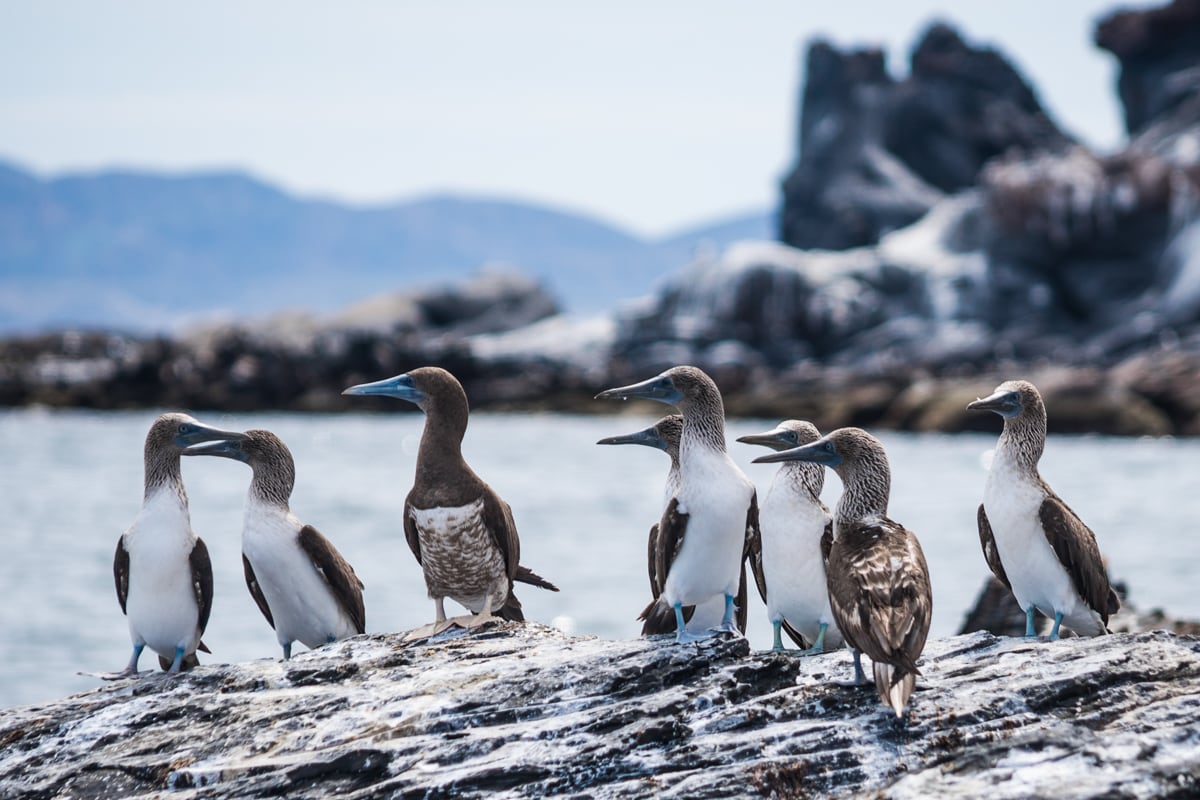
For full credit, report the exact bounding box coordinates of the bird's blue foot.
[675,629,714,644]
[327,634,336,644]
[282,642,293,660]
[772,620,784,652]
[1024,606,1037,638]
[802,623,829,656]
[118,643,145,677]
[167,646,185,674]
[836,649,872,686]
[710,593,741,636]
[1049,612,1064,640]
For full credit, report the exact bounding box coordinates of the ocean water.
[2,407,1197,709]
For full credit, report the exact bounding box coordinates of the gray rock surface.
[2,623,1199,799]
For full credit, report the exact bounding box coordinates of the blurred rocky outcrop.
[3,623,1200,800]
[778,23,1072,250]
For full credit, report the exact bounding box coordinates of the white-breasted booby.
[112,413,246,676]
[343,367,559,632]
[754,427,932,717]
[739,420,843,654]
[596,365,758,644]
[183,429,366,659]
[967,379,1120,638]
[597,415,748,636]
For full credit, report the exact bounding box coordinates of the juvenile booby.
[967,380,1120,638]
[596,365,758,643]
[739,420,843,654]
[597,415,747,636]
[754,427,932,717]
[343,367,558,632]
[112,413,246,676]
[183,429,366,659]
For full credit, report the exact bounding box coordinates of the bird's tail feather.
[497,588,525,622]
[874,662,915,717]
[514,564,559,592]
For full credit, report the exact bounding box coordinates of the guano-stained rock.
[1,623,1198,799]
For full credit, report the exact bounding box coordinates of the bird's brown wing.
[113,537,130,615]
[243,554,275,630]
[299,524,367,634]
[189,537,214,638]
[1039,494,1121,620]
[977,504,1013,592]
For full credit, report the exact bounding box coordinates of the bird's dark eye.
[178,424,189,435]
[824,442,835,453]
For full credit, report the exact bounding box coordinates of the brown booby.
[342,367,558,633]
[739,420,842,653]
[112,413,246,676]
[967,379,1120,638]
[183,429,366,659]
[754,427,932,717]
[596,366,758,644]
[597,415,748,636]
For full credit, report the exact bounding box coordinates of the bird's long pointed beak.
[966,389,1016,414]
[594,374,678,404]
[596,427,664,449]
[176,423,248,448]
[182,439,246,462]
[752,440,837,466]
[342,374,422,403]
[736,428,790,451]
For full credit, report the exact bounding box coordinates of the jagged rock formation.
[2,623,1199,799]
[779,23,1071,250]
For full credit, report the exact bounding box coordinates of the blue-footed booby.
[967,380,1120,639]
[739,420,843,654]
[343,367,558,633]
[183,429,365,659]
[596,366,758,644]
[597,415,748,636]
[754,427,932,717]
[111,413,246,676]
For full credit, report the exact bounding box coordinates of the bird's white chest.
[982,456,1078,617]
[759,476,837,638]
[242,500,355,648]
[664,448,752,606]
[122,490,203,656]
[410,499,508,612]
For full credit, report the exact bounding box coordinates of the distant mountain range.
[0,159,773,333]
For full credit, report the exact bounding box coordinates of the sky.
[0,0,1160,237]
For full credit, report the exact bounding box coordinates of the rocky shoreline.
[2,623,1198,799]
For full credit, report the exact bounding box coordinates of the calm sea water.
[2,407,1197,709]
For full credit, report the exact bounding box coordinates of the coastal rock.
[1095,0,1200,137]
[779,23,1071,250]
[2,623,1199,799]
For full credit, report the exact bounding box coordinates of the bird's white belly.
[983,478,1097,631]
[663,453,751,608]
[410,500,508,613]
[759,495,841,647]
[243,508,357,650]
[123,501,203,658]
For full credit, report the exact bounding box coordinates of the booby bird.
[596,416,748,636]
[183,429,365,659]
[112,413,247,676]
[754,427,932,717]
[596,365,758,643]
[738,420,843,654]
[967,380,1120,639]
[342,367,558,632]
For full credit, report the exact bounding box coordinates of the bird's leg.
[113,643,145,678]
[166,646,186,675]
[802,623,829,656]
[836,648,872,686]
[466,592,498,629]
[674,603,710,644]
[1024,607,1037,638]
[713,593,741,636]
[772,620,785,652]
[1049,611,1064,640]
[282,642,292,660]
[435,597,447,624]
